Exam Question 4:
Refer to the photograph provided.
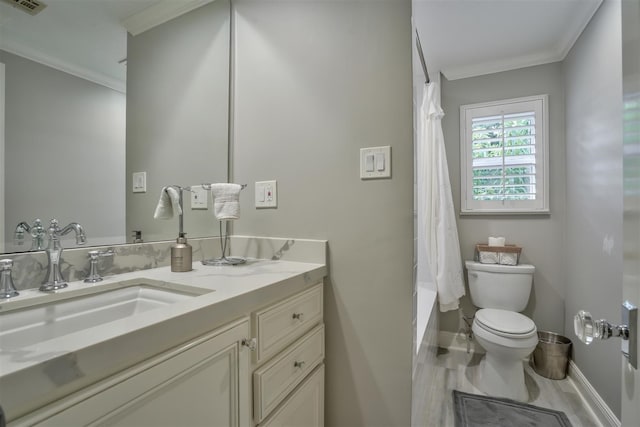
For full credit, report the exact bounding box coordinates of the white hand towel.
[210,183,242,220]
[153,186,182,219]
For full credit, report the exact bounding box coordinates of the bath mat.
[453,390,573,427]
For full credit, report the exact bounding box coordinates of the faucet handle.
[0,259,14,271]
[85,250,114,283]
[0,259,19,299]
[13,225,26,245]
[88,249,114,260]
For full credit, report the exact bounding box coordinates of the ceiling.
[0,0,604,92]
[414,0,603,81]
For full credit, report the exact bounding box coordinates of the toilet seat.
[475,308,536,339]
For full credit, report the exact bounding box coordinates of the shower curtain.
[417,82,465,312]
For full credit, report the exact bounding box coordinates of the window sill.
[460,209,550,216]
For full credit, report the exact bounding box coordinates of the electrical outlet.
[132,172,146,193]
[191,186,208,209]
[255,180,277,208]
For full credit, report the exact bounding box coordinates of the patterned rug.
[453,390,573,427]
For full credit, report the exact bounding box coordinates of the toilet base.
[477,353,529,402]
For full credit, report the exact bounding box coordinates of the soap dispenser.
[171,233,192,272]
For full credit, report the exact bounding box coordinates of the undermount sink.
[0,282,212,350]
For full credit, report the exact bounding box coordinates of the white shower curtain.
[417,82,465,312]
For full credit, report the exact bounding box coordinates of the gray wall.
[126,0,229,243]
[440,62,567,335]
[563,0,623,416]
[1,50,126,250]
[232,1,414,425]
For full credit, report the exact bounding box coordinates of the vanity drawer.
[253,324,324,423]
[257,364,324,427]
[253,283,323,364]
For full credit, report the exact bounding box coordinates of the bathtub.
[415,281,438,355]
[412,281,439,424]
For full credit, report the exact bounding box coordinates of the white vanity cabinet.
[8,282,326,427]
[251,283,324,426]
[15,318,252,427]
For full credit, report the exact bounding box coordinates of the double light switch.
[360,146,391,179]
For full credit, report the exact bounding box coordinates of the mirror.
[0,0,230,254]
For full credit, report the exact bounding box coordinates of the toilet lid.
[475,309,536,337]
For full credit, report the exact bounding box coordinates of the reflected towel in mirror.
[153,186,182,219]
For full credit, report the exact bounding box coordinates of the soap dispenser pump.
[171,232,192,272]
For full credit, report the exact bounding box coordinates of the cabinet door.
[32,319,251,427]
[258,365,324,427]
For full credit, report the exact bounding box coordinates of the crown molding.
[441,49,564,81]
[122,0,213,36]
[0,40,125,93]
[554,0,603,60]
[442,0,603,81]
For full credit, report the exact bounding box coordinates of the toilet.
[466,260,537,402]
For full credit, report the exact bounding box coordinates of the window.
[460,95,549,214]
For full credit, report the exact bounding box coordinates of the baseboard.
[567,361,620,427]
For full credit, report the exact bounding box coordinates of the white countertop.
[0,258,326,421]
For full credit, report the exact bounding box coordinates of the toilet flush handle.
[574,302,637,369]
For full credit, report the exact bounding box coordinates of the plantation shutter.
[471,111,537,201]
[460,95,549,214]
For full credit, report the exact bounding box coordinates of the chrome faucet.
[40,219,86,292]
[14,219,46,251]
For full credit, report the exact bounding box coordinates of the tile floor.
[412,347,602,427]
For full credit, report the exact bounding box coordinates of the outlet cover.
[132,172,146,193]
[191,186,208,209]
[255,180,277,208]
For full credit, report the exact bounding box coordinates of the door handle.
[574,302,637,369]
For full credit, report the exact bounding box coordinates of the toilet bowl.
[465,261,536,401]
[472,308,538,401]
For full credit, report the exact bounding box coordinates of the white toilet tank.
[465,261,535,312]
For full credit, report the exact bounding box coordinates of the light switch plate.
[360,146,391,179]
[190,186,208,209]
[132,172,146,193]
[255,180,277,208]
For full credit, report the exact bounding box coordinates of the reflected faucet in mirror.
[40,219,87,292]
[14,219,46,251]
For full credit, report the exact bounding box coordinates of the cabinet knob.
[292,312,304,321]
[241,338,257,351]
[294,360,305,369]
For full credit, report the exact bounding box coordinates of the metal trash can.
[532,331,572,380]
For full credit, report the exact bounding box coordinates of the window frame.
[459,94,550,215]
